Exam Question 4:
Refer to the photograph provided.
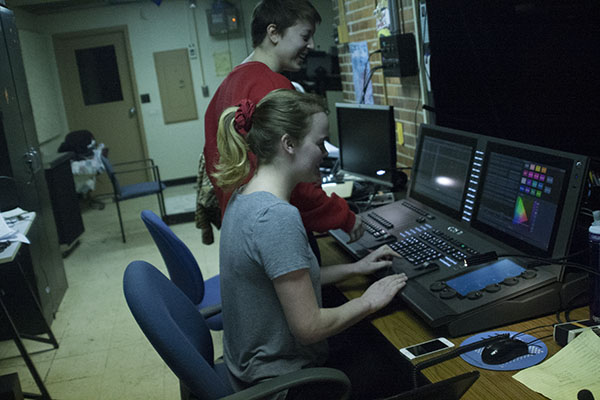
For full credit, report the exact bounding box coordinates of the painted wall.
[19,29,69,148]
[333,0,423,168]
[13,0,336,181]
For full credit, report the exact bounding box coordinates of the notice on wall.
[349,41,373,104]
[213,51,232,77]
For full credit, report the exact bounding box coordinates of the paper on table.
[1,207,27,219]
[0,213,30,245]
[0,214,16,240]
[513,329,600,399]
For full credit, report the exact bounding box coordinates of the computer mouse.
[481,337,530,365]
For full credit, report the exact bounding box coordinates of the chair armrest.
[199,304,222,319]
[220,367,351,400]
[112,158,156,167]
[113,165,159,175]
[113,164,162,183]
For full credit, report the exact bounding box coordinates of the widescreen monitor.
[412,124,589,259]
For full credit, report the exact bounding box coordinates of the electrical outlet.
[188,43,198,60]
[379,33,419,78]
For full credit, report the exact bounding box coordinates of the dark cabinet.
[0,4,67,325]
[44,152,85,252]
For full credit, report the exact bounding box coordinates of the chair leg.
[115,200,126,243]
[179,381,197,400]
[157,191,166,219]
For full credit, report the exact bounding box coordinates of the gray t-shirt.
[220,190,329,387]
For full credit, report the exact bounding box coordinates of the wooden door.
[53,27,148,194]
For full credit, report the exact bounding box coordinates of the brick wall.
[333,0,423,168]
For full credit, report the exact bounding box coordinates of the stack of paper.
[0,208,30,245]
[513,329,600,399]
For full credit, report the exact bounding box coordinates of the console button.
[467,291,483,300]
[521,270,537,279]
[430,281,446,292]
[484,283,501,293]
[439,288,457,300]
[502,277,519,286]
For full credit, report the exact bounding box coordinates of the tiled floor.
[0,185,222,399]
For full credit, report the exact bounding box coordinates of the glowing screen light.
[435,176,456,187]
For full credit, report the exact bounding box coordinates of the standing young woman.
[200,0,364,255]
[215,89,408,399]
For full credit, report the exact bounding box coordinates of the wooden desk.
[319,236,587,400]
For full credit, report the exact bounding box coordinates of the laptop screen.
[382,371,479,400]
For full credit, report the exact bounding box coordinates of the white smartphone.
[399,337,455,360]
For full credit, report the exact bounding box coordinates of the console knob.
[439,288,457,300]
[430,281,446,292]
[484,283,502,293]
[502,277,519,286]
[467,291,483,300]
[521,270,537,279]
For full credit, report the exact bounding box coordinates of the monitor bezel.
[336,102,397,188]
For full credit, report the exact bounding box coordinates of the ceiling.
[5,0,150,15]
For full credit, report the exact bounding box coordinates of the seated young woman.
[214,89,408,399]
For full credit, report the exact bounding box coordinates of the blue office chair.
[123,260,352,400]
[141,209,222,330]
[101,155,166,243]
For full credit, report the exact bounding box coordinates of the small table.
[1,212,56,400]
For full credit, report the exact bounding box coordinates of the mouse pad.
[459,330,548,371]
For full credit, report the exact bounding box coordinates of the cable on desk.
[463,251,600,277]
[511,324,555,340]
[411,333,509,389]
[524,334,554,347]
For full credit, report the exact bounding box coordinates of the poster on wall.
[349,41,373,104]
[374,0,391,37]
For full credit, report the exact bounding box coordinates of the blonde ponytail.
[212,107,251,189]
[213,89,327,190]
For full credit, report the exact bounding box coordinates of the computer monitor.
[336,103,397,188]
[409,125,477,220]
[305,51,334,79]
[412,124,589,259]
[471,141,586,259]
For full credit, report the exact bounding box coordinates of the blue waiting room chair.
[123,260,352,400]
[141,209,222,330]
[101,155,166,243]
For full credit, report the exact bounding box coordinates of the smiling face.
[274,20,315,72]
[293,112,329,183]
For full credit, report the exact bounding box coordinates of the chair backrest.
[101,155,121,195]
[58,129,95,159]
[123,260,232,399]
[141,209,205,304]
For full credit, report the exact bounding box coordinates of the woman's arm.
[273,268,407,345]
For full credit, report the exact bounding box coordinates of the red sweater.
[203,62,355,233]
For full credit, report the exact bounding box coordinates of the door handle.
[23,147,41,184]
[129,107,136,117]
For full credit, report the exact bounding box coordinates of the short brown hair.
[251,0,321,48]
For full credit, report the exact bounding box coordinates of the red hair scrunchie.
[233,99,256,136]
